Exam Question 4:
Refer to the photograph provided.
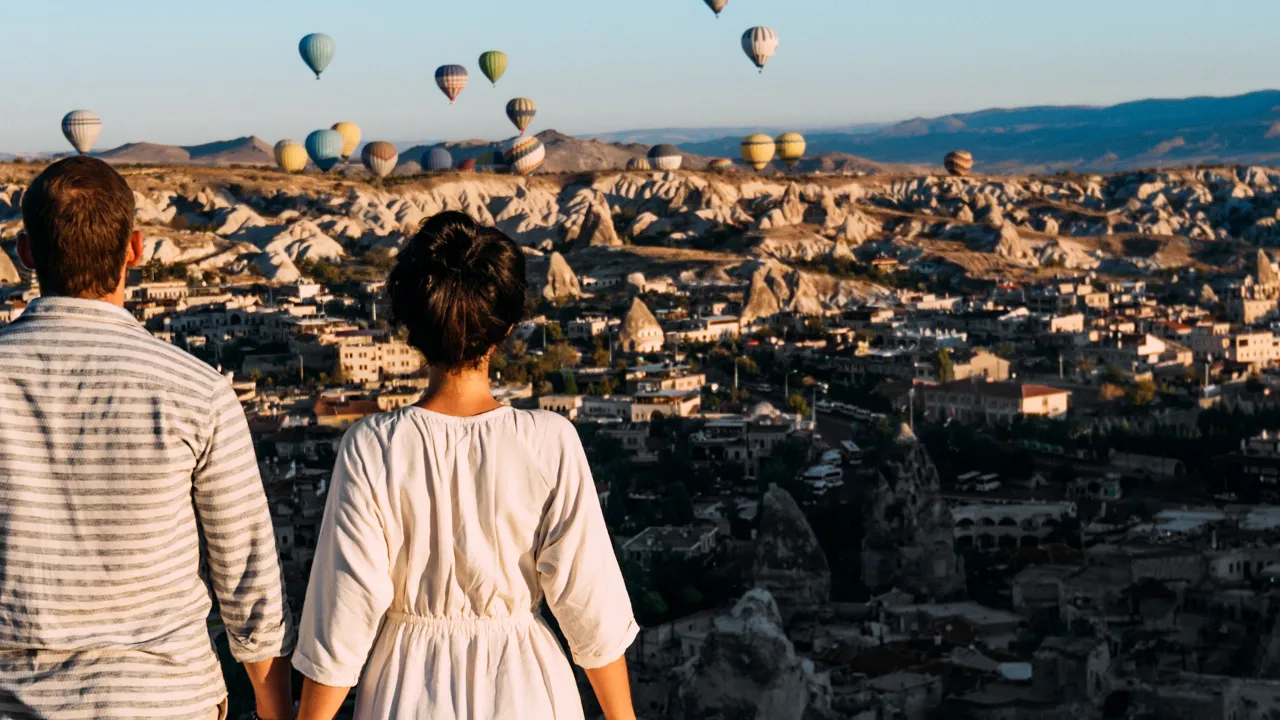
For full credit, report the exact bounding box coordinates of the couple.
[0,157,638,720]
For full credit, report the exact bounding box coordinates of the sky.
[5,0,1280,152]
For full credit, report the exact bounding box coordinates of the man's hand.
[244,655,294,720]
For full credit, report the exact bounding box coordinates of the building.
[925,380,1070,423]
[313,394,380,428]
[951,500,1078,551]
[336,332,425,384]
[621,525,718,568]
[664,315,742,346]
[567,315,610,341]
[538,394,584,420]
[1224,330,1280,368]
[631,389,701,421]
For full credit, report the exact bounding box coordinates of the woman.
[292,212,639,720]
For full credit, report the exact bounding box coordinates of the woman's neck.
[418,360,501,417]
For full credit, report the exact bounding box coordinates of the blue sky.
[5,0,1280,151]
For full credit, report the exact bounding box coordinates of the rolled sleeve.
[536,416,640,669]
[195,378,295,662]
[292,422,394,687]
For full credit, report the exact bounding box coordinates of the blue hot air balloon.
[424,148,454,172]
[305,129,345,173]
[299,33,335,79]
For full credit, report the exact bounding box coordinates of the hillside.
[97,136,274,166]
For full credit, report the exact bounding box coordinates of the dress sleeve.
[292,421,394,687]
[536,416,640,669]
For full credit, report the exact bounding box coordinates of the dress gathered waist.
[383,610,540,633]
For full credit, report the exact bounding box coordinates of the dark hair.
[21,156,136,297]
[388,212,528,370]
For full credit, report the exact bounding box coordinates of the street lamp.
[784,369,800,399]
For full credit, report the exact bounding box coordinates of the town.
[7,162,1280,719]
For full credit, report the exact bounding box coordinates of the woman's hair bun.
[388,212,528,370]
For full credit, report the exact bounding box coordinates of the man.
[0,157,294,719]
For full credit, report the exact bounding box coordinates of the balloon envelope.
[299,33,335,79]
[424,148,453,172]
[361,141,399,179]
[475,150,507,173]
[742,27,779,71]
[647,144,683,171]
[704,0,729,16]
[274,139,308,173]
[740,134,776,171]
[456,158,477,172]
[504,136,545,176]
[626,157,651,171]
[479,51,508,86]
[775,132,806,169]
[506,98,537,134]
[331,122,361,160]
[945,150,974,177]
[435,65,469,104]
[306,130,345,173]
[708,158,734,173]
[61,110,102,155]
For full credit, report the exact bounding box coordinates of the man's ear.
[124,230,144,269]
[15,231,35,271]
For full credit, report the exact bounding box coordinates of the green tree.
[736,356,759,376]
[935,349,956,383]
[663,482,696,525]
[994,342,1016,359]
[592,340,611,368]
[786,392,810,417]
[562,371,579,395]
[639,590,669,622]
[1128,380,1156,407]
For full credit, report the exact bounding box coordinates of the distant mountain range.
[8,90,1280,174]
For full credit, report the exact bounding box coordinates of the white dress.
[292,406,639,719]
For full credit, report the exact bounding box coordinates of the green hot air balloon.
[506,98,537,135]
[479,51,508,87]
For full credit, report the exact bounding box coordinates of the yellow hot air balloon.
[274,139,308,173]
[775,132,806,170]
[331,122,361,160]
[740,134,776,172]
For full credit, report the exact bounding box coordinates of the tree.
[736,356,759,376]
[1100,383,1127,402]
[786,392,810,417]
[562,372,579,395]
[638,590,668,622]
[592,339,610,368]
[994,342,1016,359]
[542,343,578,372]
[1127,380,1156,407]
[663,482,695,525]
[935,349,956,383]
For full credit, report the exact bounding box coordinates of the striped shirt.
[0,297,294,719]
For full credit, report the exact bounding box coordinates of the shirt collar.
[20,296,142,329]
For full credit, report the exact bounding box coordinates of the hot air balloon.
[945,150,974,177]
[740,134,776,171]
[504,136,545,177]
[331,122,361,161]
[775,132,806,170]
[704,0,729,17]
[435,65,469,104]
[424,148,453,172]
[475,150,507,174]
[306,130,345,173]
[274,139,308,173]
[708,158,734,173]
[61,110,102,156]
[479,51,508,86]
[299,33,335,79]
[742,27,778,72]
[647,145,683,171]
[626,157,651,171]
[506,98,537,135]
[456,158,477,173]
[361,141,399,179]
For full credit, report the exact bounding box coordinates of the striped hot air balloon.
[435,65,469,104]
[504,136,545,177]
[305,129,345,173]
[945,150,974,177]
[775,132,806,170]
[479,51,508,86]
[456,158,477,173]
[626,157,651,171]
[704,0,729,17]
[506,98,537,135]
[424,148,453,172]
[331,122,361,160]
[274,139,308,173]
[708,158,734,173]
[742,27,779,72]
[61,110,102,155]
[361,141,399,179]
[740,133,776,171]
[648,144,683,171]
[299,33,335,79]
[475,150,507,174]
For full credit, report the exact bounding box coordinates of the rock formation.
[668,589,832,720]
[1259,249,1280,288]
[0,250,20,285]
[541,252,584,302]
[994,221,1036,265]
[618,296,663,353]
[861,424,966,599]
[753,485,831,621]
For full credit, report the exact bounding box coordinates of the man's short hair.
[21,156,135,297]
